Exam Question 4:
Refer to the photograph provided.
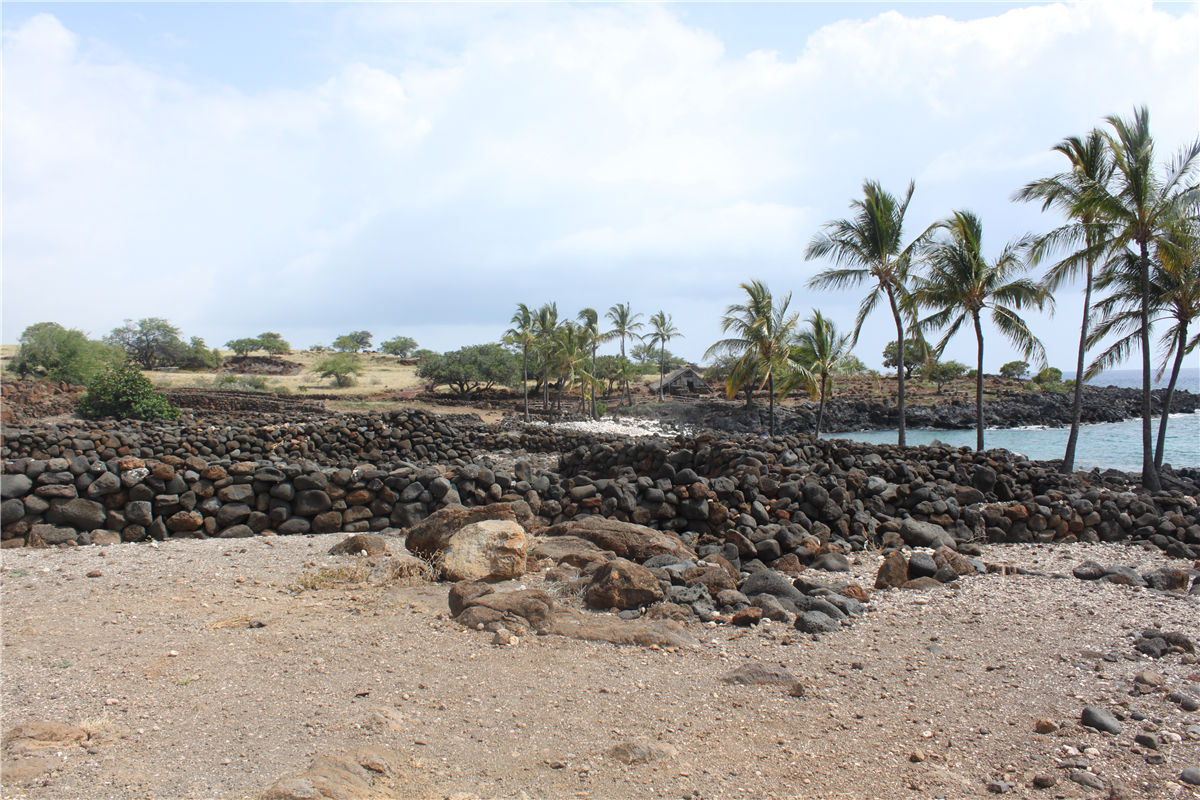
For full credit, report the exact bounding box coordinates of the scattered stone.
[875,551,908,589]
[1080,706,1121,735]
[1072,560,1105,580]
[1031,773,1057,789]
[720,663,797,686]
[1033,718,1058,734]
[1180,768,1200,786]
[1068,770,1105,791]
[607,740,676,765]
[584,558,663,610]
[328,534,390,557]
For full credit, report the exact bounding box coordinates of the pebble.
[1080,706,1121,735]
[1033,718,1058,734]
[1069,770,1105,790]
[1180,768,1200,786]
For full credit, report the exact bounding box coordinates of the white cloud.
[2,2,1197,369]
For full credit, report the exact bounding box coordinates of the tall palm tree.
[605,303,644,406]
[646,311,682,403]
[1014,130,1115,473]
[1088,223,1200,469]
[790,309,852,437]
[1089,107,1200,489]
[806,180,932,446]
[911,211,1052,451]
[532,303,559,419]
[553,321,591,414]
[703,280,805,437]
[578,308,601,418]
[504,303,536,422]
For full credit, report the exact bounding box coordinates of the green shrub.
[1033,366,1063,385]
[8,322,124,385]
[79,361,180,420]
[999,360,1030,380]
[313,353,364,387]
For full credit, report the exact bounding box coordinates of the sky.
[3,1,1198,374]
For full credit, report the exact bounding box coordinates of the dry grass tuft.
[291,564,372,591]
[205,615,252,630]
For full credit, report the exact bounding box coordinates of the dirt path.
[2,538,1198,800]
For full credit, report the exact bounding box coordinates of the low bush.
[79,361,180,420]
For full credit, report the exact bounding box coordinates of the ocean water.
[833,412,1200,472]
[1077,367,1200,392]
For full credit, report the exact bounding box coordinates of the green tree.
[926,360,969,392]
[578,308,601,418]
[806,180,933,446]
[911,210,1052,451]
[8,322,124,385]
[181,337,221,370]
[226,337,263,357]
[78,361,180,420]
[703,281,802,436]
[999,360,1030,380]
[1088,222,1200,469]
[531,303,559,416]
[504,304,536,422]
[417,344,520,397]
[312,353,364,387]
[881,338,931,380]
[1033,366,1063,385]
[604,302,644,407]
[1087,107,1200,489]
[332,331,373,352]
[789,309,851,437]
[594,354,633,398]
[833,354,869,375]
[380,336,419,357]
[257,332,291,355]
[1015,130,1115,473]
[106,318,188,369]
[647,311,683,404]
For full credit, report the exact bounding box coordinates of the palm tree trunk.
[768,372,775,437]
[621,337,631,407]
[973,312,985,452]
[816,373,827,437]
[522,345,529,423]
[1154,324,1188,469]
[659,343,665,401]
[887,289,907,447]
[591,346,598,418]
[1061,261,1094,472]
[1137,242,1161,490]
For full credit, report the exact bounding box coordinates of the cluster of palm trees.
[503,302,682,421]
[795,106,1196,489]
[703,282,853,438]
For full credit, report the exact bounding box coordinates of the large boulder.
[440,520,528,582]
[530,535,612,568]
[257,745,415,800]
[542,516,696,563]
[585,558,664,610]
[900,518,956,550]
[406,503,522,558]
[52,498,107,531]
[874,551,909,589]
[452,587,557,633]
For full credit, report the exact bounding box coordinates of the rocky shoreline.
[615,385,1200,436]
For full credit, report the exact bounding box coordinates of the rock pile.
[0,379,85,425]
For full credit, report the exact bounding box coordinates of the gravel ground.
[2,537,1199,800]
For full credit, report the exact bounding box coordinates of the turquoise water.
[833,412,1200,472]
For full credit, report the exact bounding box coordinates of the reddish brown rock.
[543,516,696,563]
[874,551,909,589]
[584,558,664,610]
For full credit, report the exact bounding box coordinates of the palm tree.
[911,211,1052,451]
[532,303,559,418]
[790,310,852,437]
[553,321,591,414]
[504,303,536,422]
[1089,107,1200,489]
[1088,223,1200,469]
[806,180,932,446]
[1015,130,1115,473]
[578,308,601,418]
[703,280,805,436]
[646,311,682,402]
[605,303,644,406]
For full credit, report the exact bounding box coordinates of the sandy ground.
[2,536,1199,800]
